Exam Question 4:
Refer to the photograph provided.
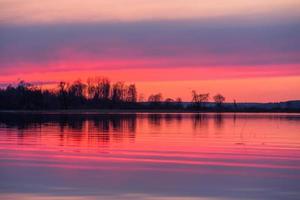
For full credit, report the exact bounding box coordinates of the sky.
[0,0,300,102]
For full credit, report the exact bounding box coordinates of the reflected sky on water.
[0,113,300,200]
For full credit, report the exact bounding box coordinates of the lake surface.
[0,112,300,200]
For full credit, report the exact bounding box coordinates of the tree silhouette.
[213,94,226,109]
[58,82,69,109]
[148,93,163,103]
[86,77,111,102]
[192,90,209,109]
[0,78,297,112]
[69,80,86,98]
[97,77,111,100]
[112,81,126,102]
[126,84,137,103]
[87,78,96,99]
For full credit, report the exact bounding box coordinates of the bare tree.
[126,84,137,103]
[112,81,126,102]
[57,81,68,109]
[86,77,111,100]
[148,93,163,103]
[87,78,96,99]
[192,90,209,108]
[213,94,226,108]
[199,93,209,103]
[69,80,86,98]
[97,77,110,100]
[192,90,198,103]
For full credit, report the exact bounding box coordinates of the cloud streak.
[1,20,299,74]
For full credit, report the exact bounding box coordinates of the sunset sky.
[0,0,299,102]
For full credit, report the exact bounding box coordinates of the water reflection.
[0,113,300,200]
[0,113,138,145]
[192,114,209,132]
[214,114,224,129]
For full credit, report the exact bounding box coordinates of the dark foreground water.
[0,112,299,200]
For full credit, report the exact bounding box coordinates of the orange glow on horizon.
[1,65,299,102]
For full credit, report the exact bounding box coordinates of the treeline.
[1,78,299,112]
[0,78,227,110]
[0,78,137,110]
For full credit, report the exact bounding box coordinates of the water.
[0,112,300,200]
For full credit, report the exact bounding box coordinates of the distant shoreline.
[1,80,300,112]
[1,109,300,114]
[1,99,300,114]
